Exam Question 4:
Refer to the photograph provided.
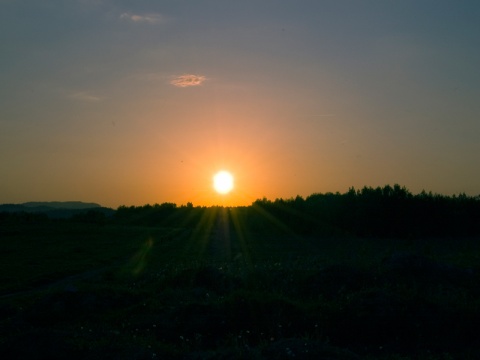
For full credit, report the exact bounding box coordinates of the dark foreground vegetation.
[1,185,480,359]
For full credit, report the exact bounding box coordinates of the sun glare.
[213,171,234,194]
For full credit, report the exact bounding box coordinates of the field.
[1,214,480,359]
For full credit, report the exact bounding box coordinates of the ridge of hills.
[21,201,101,209]
[0,201,102,211]
[0,201,113,219]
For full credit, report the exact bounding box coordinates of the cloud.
[120,12,164,24]
[69,91,102,102]
[170,74,206,88]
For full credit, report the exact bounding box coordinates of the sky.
[1,0,480,208]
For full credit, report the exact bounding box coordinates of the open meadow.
[1,206,480,359]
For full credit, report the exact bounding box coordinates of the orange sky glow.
[1,2,479,208]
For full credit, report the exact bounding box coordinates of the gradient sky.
[1,0,479,208]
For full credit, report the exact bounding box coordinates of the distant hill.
[0,201,113,219]
[21,201,101,209]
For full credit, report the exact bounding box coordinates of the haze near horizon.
[1,1,479,208]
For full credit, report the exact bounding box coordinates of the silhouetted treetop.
[105,185,480,238]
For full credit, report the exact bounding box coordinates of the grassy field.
[1,218,480,359]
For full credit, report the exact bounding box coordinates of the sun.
[213,170,234,194]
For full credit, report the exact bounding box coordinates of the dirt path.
[0,261,123,300]
[0,228,192,300]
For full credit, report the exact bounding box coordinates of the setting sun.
[213,171,234,194]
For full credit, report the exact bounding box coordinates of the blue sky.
[1,0,479,207]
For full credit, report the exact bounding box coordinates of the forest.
[112,184,480,238]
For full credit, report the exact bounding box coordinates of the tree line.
[112,185,480,238]
[1,185,479,238]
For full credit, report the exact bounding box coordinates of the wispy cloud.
[119,12,164,24]
[68,91,102,102]
[170,74,206,88]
